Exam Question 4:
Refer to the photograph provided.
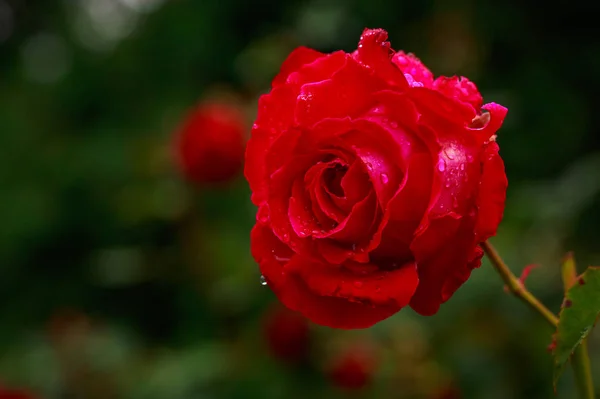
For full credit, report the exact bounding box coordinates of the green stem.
[561,253,595,399]
[481,241,558,327]
[572,342,595,399]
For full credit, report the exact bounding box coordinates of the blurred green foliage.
[0,0,599,398]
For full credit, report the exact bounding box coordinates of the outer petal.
[245,85,298,205]
[295,55,383,128]
[288,256,418,309]
[441,245,484,302]
[475,142,507,239]
[467,102,508,144]
[353,28,408,89]
[272,46,325,87]
[433,76,483,111]
[409,87,477,127]
[409,213,478,315]
[391,51,434,87]
[252,225,410,329]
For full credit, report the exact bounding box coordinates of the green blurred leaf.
[553,266,600,386]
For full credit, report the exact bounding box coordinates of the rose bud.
[263,303,310,364]
[328,343,377,390]
[246,28,507,328]
[175,101,246,185]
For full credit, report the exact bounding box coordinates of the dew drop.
[437,160,446,172]
[351,243,357,251]
[459,163,465,171]
[444,148,455,160]
[452,196,459,209]
[467,154,474,162]
[445,181,451,188]
[389,121,398,129]
[380,173,389,184]
[282,233,290,242]
[365,162,373,170]
[260,275,268,286]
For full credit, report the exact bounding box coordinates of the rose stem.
[560,253,595,399]
[480,240,558,327]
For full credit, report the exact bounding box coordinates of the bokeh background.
[1,0,600,398]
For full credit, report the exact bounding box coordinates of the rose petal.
[287,51,347,86]
[315,191,378,243]
[371,153,432,260]
[440,245,484,302]
[289,178,320,238]
[409,214,478,315]
[305,162,347,223]
[391,51,434,87]
[295,55,382,128]
[252,225,405,329]
[409,86,477,127]
[467,102,508,143]
[475,142,507,239]
[353,28,408,89]
[289,256,419,309]
[268,154,322,253]
[246,85,298,205]
[341,159,372,204]
[433,76,483,111]
[272,46,325,87]
[341,125,403,207]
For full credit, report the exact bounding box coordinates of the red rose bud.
[328,344,377,391]
[263,303,310,364]
[175,101,246,184]
[246,28,508,328]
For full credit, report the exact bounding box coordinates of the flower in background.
[175,101,246,185]
[246,28,507,328]
[0,386,38,399]
[328,342,378,391]
[263,303,310,364]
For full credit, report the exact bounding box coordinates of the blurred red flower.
[175,101,246,184]
[263,303,310,364]
[0,387,38,399]
[328,343,377,390]
[246,28,507,328]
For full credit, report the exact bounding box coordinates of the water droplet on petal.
[445,181,451,188]
[351,243,357,251]
[365,162,373,170]
[282,233,290,242]
[390,121,398,128]
[353,281,364,289]
[444,148,456,160]
[459,163,465,171]
[260,275,268,286]
[437,160,446,172]
[380,173,389,184]
[467,154,474,162]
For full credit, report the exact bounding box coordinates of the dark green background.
[1,0,599,398]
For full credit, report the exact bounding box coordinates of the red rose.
[263,303,310,364]
[175,101,246,184]
[246,28,507,328]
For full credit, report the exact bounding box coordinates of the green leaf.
[553,266,600,386]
